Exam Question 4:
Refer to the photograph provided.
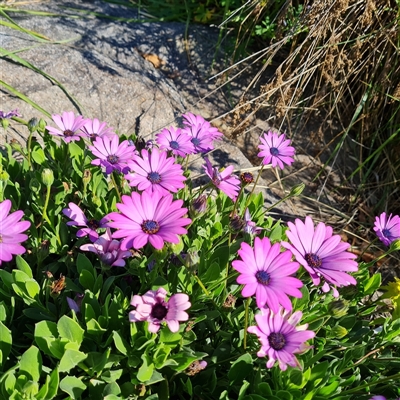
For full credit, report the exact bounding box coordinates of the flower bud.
[10,139,23,153]
[230,213,245,232]
[240,171,254,185]
[185,250,199,267]
[1,118,9,129]
[191,194,207,214]
[28,117,38,132]
[82,169,91,186]
[41,168,54,187]
[328,299,349,318]
[389,238,400,252]
[328,325,348,339]
[289,183,305,197]
[38,118,47,133]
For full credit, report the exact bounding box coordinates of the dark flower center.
[191,138,200,146]
[87,219,100,230]
[240,172,254,184]
[268,332,286,350]
[64,129,74,137]
[151,302,168,320]
[107,154,119,164]
[270,147,280,156]
[305,253,322,268]
[141,220,160,234]
[382,228,391,238]
[255,270,270,285]
[147,171,162,184]
[170,140,180,150]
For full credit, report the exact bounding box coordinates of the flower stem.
[39,184,53,242]
[243,297,251,350]
[111,171,122,202]
[27,131,33,170]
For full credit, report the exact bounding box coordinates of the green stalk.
[243,297,251,349]
[111,171,122,202]
[38,185,53,242]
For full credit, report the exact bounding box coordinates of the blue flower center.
[270,147,279,156]
[256,270,270,285]
[151,302,168,320]
[268,332,286,350]
[147,171,162,184]
[141,220,160,234]
[382,228,391,238]
[64,129,74,137]
[191,138,200,146]
[305,253,322,268]
[170,140,180,150]
[87,219,100,230]
[107,155,119,164]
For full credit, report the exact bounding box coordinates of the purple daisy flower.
[373,212,400,247]
[0,199,30,266]
[248,307,315,371]
[81,118,116,139]
[243,208,263,235]
[232,237,303,312]
[182,113,223,153]
[203,157,241,201]
[46,111,87,143]
[80,228,132,267]
[125,148,186,195]
[156,126,195,157]
[88,134,136,174]
[257,131,295,170]
[106,191,191,250]
[129,287,191,333]
[62,202,108,242]
[282,216,358,297]
[369,397,387,400]
[0,109,21,119]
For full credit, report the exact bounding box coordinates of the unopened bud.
[41,168,54,187]
[289,183,305,197]
[328,299,349,318]
[28,117,38,132]
[83,169,91,186]
[1,118,9,129]
[191,195,207,214]
[230,214,245,232]
[38,118,47,132]
[328,325,348,339]
[185,250,199,267]
[389,239,400,252]
[240,171,254,185]
[10,139,23,153]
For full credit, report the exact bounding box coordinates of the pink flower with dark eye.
[248,307,315,371]
[125,148,186,196]
[89,134,136,175]
[156,126,195,157]
[46,111,87,143]
[62,202,108,242]
[232,237,303,312]
[182,113,223,153]
[0,199,30,266]
[80,228,132,267]
[106,191,191,250]
[203,157,241,201]
[258,131,295,170]
[81,118,116,139]
[129,287,191,333]
[373,212,400,247]
[282,216,358,297]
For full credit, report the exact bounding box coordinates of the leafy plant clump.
[0,110,399,399]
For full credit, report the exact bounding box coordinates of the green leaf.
[310,360,329,382]
[79,269,95,291]
[159,326,182,347]
[228,353,253,385]
[113,331,129,356]
[363,273,381,295]
[57,315,84,345]
[137,353,154,382]
[103,382,121,396]
[59,349,87,373]
[36,367,59,400]
[0,321,12,368]
[60,376,86,399]
[32,147,46,165]
[19,346,42,382]
[77,253,95,275]
[15,255,33,278]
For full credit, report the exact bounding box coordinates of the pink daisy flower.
[0,199,30,266]
[156,126,195,157]
[106,191,191,250]
[203,157,241,201]
[81,118,116,139]
[243,208,263,235]
[248,307,315,371]
[88,134,136,174]
[129,287,191,333]
[232,237,303,312]
[257,131,295,169]
[62,202,108,242]
[80,228,132,267]
[373,212,400,247]
[282,216,358,297]
[125,148,186,195]
[46,111,87,143]
[182,113,223,153]
[0,109,21,119]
